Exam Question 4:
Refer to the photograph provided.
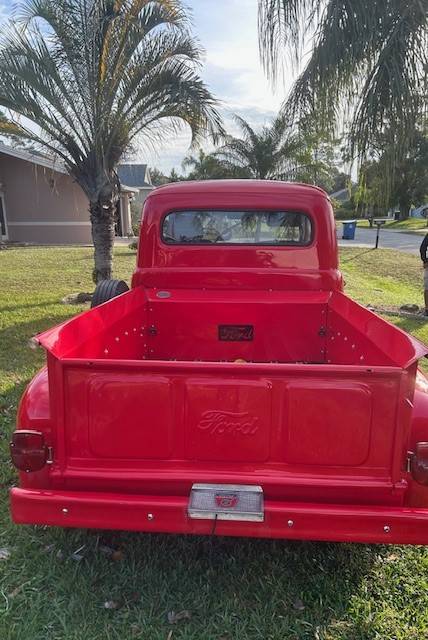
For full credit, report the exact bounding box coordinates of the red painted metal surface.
[11,487,428,545]
[10,180,428,543]
[132,180,342,291]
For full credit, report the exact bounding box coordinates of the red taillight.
[10,430,47,472]
[411,442,428,485]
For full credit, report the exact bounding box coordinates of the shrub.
[335,208,359,220]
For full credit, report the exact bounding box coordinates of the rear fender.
[407,370,428,507]
[15,367,52,488]
[409,371,428,448]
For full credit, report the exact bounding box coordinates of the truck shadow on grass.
[1,523,396,640]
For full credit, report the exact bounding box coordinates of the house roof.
[117,163,152,189]
[330,188,351,202]
[0,140,67,173]
[0,141,152,194]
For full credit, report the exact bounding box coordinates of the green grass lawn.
[2,246,428,640]
[356,217,428,233]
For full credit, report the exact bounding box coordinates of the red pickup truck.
[10,180,428,544]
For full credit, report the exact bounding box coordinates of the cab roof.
[151,179,329,199]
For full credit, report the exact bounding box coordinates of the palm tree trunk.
[89,199,115,283]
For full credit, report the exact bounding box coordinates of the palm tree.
[182,148,243,179]
[214,113,307,180]
[0,0,222,282]
[258,0,427,164]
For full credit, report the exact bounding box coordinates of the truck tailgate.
[48,357,410,505]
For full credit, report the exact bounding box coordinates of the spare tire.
[91,279,129,308]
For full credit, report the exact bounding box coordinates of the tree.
[167,168,182,182]
[214,113,302,180]
[0,0,221,282]
[331,171,352,195]
[356,131,428,219]
[289,124,343,192]
[149,167,169,187]
[391,133,428,218]
[214,113,340,188]
[259,1,427,166]
[182,148,242,180]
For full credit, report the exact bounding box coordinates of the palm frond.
[259,0,428,166]
[0,0,222,201]
[215,111,305,179]
[258,0,321,75]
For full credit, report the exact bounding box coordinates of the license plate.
[188,483,264,522]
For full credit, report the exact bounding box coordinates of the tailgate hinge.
[46,446,54,465]
[406,450,415,473]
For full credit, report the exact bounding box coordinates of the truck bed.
[38,286,423,367]
[33,286,425,508]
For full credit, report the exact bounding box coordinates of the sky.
[142,0,292,173]
[0,0,293,173]
[140,0,292,173]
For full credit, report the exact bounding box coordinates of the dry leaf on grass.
[385,553,399,563]
[167,610,192,624]
[99,544,115,557]
[28,337,39,350]
[9,585,24,598]
[98,544,124,561]
[103,600,122,610]
[293,598,305,611]
[70,544,86,562]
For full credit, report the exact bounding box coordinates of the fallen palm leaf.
[167,610,192,624]
[0,548,11,560]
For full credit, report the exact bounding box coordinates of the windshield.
[162,210,313,245]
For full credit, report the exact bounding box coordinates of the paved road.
[337,226,424,255]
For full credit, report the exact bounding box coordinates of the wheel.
[91,279,129,308]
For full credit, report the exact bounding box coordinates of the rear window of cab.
[162,210,313,246]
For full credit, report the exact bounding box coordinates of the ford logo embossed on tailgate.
[197,410,259,436]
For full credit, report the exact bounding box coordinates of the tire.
[91,279,129,308]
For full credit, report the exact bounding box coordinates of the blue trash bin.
[342,220,357,240]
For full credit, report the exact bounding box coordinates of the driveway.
[337,226,424,255]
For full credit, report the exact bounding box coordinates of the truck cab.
[10,180,428,544]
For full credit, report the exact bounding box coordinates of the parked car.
[10,180,428,544]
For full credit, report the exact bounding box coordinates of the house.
[117,164,153,206]
[410,203,428,218]
[330,187,351,203]
[0,142,143,244]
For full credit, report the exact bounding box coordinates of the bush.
[130,201,141,236]
[335,208,359,220]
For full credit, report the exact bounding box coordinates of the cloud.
[142,0,292,172]
[0,1,10,21]
[140,104,280,175]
